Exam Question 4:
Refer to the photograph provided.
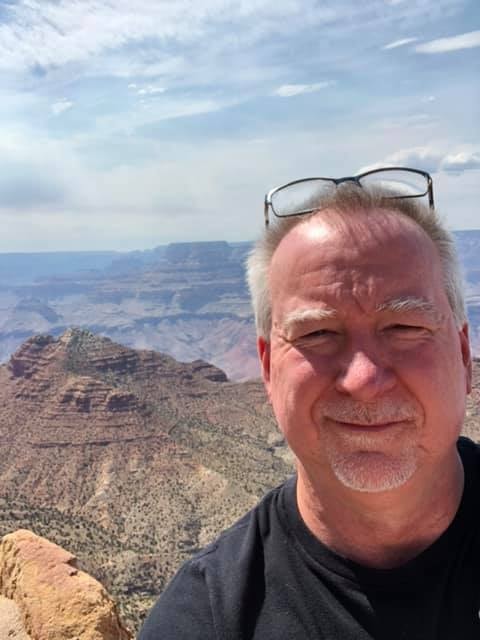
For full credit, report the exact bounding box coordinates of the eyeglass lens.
[358,170,428,197]
[270,170,429,218]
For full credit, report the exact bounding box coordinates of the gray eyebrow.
[376,296,441,318]
[281,307,338,336]
[280,297,442,338]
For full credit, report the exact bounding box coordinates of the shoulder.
[139,477,295,639]
[189,475,294,576]
[458,436,480,470]
[457,436,480,507]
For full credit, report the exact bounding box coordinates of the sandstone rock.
[0,530,132,640]
[0,595,32,640]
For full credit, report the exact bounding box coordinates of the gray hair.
[246,185,466,339]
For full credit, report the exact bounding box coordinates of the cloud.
[274,82,331,97]
[51,99,74,115]
[415,30,480,54]
[0,0,333,73]
[383,37,418,50]
[0,0,467,103]
[0,0,476,250]
[358,146,444,174]
[94,96,239,136]
[441,151,480,174]
[358,147,480,176]
[137,85,166,96]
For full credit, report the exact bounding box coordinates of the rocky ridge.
[0,329,291,631]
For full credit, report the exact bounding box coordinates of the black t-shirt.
[139,437,480,639]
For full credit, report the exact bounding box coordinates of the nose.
[335,349,396,401]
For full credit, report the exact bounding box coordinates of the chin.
[329,451,418,493]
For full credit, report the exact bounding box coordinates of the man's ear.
[257,336,272,400]
[459,323,472,394]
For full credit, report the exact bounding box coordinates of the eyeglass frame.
[264,166,434,227]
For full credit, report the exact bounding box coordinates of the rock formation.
[0,329,291,632]
[0,529,132,639]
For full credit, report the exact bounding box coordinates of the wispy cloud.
[274,82,331,97]
[137,85,166,96]
[51,99,74,115]
[415,30,480,54]
[383,37,418,50]
[128,83,166,96]
[0,0,195,72]
[0,0,333,73]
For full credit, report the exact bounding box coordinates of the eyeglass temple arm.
[264,199,270,227]
[427,176,434,209]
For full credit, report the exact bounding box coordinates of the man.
[139,168,479,639]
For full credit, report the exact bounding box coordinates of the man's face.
[259,210,472,493]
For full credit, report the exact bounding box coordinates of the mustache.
[322,401,418,425]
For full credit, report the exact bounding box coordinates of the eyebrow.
[375,296,441,319]
[281,307,338,337]
[280,296,443,337]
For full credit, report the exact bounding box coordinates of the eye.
[304,328,338,338]
[384,324,430,338]
[294,329,340,346]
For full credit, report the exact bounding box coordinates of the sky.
[0,0,479,252]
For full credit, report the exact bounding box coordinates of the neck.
[296,450,465,569]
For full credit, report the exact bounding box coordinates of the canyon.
[1,233,479,381]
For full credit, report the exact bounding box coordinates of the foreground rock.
[0,530,132,640]
[0,595,32,640]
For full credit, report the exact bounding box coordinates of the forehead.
[269,209,445,315]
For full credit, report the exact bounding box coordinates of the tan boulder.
[0,530,132,640]
[0,595,32,639]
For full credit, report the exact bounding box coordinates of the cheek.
[398,346,467,441]
[270,354,331,427]
[423,368,467,426]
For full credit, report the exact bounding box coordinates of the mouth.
[326,419,409,432]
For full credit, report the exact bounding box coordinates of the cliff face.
[0,329,291,632]
[0,530,132,640]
